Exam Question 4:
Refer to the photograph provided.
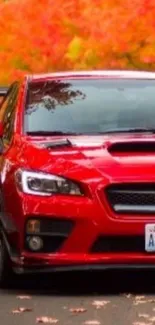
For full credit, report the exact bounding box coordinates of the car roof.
[28,70,155,81]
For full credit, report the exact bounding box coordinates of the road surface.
[1,270,155,325]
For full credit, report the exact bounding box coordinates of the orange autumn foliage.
[0,0,155,84]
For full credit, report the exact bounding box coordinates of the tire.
[0,234,13,288]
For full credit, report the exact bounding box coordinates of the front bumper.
[11,252,155,274]
[4,179,155,273]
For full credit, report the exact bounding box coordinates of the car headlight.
[15,169,83,196]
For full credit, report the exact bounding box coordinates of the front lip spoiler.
[13,263,155,274]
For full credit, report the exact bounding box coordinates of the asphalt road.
[1,270,155,325]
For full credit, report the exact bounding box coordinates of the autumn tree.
[0,0,155,84]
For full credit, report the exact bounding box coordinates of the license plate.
[145,224,155,252]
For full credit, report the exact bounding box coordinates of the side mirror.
[0,122,4,138]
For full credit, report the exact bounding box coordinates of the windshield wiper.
[26,131,74,148]
[98,127,155,134]
[26,131,79,136]
[27,128,155,137]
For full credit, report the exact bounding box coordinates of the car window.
[2,82,19,144]
[0,87,13,122]
[24,79,155,135]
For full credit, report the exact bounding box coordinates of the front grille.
[105,183,155,214]
[91,235,144,253]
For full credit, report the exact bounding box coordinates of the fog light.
[28,236,43,251]
[26,220,40,234]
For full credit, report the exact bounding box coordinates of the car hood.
[21,134,155,182]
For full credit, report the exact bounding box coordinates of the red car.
[1,70,155,286]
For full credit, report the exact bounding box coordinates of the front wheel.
[0,235,14,288]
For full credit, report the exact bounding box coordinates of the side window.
[2,83,19,145]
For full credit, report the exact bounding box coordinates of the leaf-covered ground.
[1,271,155,325]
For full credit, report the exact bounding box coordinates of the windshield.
[24,78,155,135]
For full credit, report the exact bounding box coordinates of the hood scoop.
[108,141,155,154]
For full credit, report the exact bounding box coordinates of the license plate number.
[145,224,155,252]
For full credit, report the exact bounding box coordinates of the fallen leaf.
[36,317,59,324]
[12,310,21,314]
[133,296,147,306]
[135,296,146,300]
[149,317,155,321]
[134,297,155,306]
[17,295,31,300]
[138,314,150,319]
[12,307,33,314]
[69,308,87,314]
[84,321,101,325]
[133,301,147,306]
[124,293,132,298]
[92,300,110,309]
[133,322,152,325]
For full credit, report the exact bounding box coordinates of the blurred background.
[0,0,154,84]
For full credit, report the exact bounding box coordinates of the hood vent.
[108,141,155,154]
